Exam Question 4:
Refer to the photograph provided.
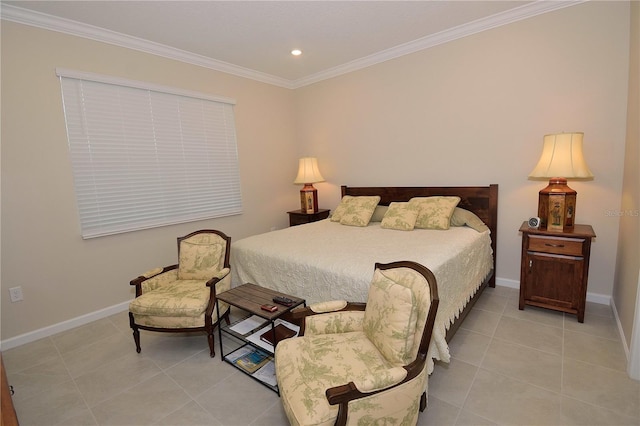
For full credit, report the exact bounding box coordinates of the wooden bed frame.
[341,184,498,341]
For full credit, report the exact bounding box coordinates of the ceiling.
[2,1,581,88]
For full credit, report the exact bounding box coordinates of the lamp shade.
[293,157,325,184]
[529,132,593,179]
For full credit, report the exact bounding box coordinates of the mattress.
[230,219,493,373]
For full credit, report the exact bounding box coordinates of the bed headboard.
[341,184,498,286]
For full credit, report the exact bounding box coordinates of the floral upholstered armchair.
[275,261,439,426]
[128,229,232,357]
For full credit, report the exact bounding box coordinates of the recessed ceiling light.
[291,49,302,56]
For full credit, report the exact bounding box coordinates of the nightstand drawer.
[528,235,584,256]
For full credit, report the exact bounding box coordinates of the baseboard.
[0,300,131,351]
[495,277,611,305]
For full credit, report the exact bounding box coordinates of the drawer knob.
[544,243,565,248]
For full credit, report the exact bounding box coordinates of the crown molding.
[2,1,585,90]
[0,3,296,89]
[290,0,586,88]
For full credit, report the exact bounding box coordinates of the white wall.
[295,1,631,299]
[1,21,299,340]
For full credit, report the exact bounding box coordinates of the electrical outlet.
[9,286,23,302]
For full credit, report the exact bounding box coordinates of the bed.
[231,185,498,372]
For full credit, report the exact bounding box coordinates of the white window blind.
[57,69,242,239]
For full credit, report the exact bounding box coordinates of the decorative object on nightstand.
[287,209,330,226]
[519,222,595,322]
[293,157,325,213]
[528,132,593,231]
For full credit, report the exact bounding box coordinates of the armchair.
[275,261,439,426]
[128,229,232,357]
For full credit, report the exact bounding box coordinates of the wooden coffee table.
[215,283,305,392]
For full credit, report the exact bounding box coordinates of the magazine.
[228,347,271,373]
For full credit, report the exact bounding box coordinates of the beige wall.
[1,21,298,339]
[0,1,634,343]
[295,1,630,299]
[613,1,639,351]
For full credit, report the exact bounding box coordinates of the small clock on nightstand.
[287,209,330,227]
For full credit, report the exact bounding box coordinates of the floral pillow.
[380,202,420,231]
[178,237,224,280]
[339,196,381,227]
[409,196,461,230]
[330,196,353,222]
[363,269,418,366]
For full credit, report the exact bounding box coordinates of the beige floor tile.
[155,400,222,426]
[455,409,497,426]
[481,338,562,392]
[447,328,491,366]
[62,332,134,379]
[560,395,639,426]
[419,395,460,426]
[493,315,563,355]
[503,302,565,328]
[51,318,121,355]
[74,352,162,407]
[473,290,509,314]
[6,356,71,403]
[134,331,213,370]
[584,301,614,318]
[90,373,192,425]
[562,359,640,420]
[564,329,628,372]
[252,399,292,426]
[459,308,501,336]
[12,379,89,426]
[428,359,478,407]
[464,369,563,425]
[564,312,621,341]
[165,349,237,397]
[2,337,60,372]
[196,369,281,425]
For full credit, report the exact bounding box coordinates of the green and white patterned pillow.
[409,196,461,230]
[339,196,381,227]
[330,195,354,222]
[380,202,420,231]
[178,235,224,280]
[363,269,418,366]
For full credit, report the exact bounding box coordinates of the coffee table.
[215,283,305,392]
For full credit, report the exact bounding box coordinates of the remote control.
[273,296,295,306]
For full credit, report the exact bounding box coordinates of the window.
[57,69,242,239]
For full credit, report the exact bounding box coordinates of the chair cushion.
[275,331,394,426]
[129,280,210,317]
[363,269,418,366]
[178,235,225,280]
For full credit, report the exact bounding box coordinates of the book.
[259,324,297,346]
[233,349,271,373]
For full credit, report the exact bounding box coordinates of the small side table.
[519,222,595,322]
[287,209,330,226]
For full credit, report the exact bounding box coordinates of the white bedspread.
[230,219,493,373]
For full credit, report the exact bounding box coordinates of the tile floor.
[3,285,639,425]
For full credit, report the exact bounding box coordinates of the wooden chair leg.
[129,312,141,354]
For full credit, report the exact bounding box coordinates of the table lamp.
[529,132,593,231]
[293,157,325,213]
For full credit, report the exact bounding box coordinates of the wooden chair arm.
[129,264,178,296]
[292,302,366,335]
[326,359,426,426]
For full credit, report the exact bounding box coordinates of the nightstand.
[519,222,595,322]
[287,209,330,227]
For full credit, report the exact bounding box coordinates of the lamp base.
[300,184,319,214]
[537,178,576,232]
